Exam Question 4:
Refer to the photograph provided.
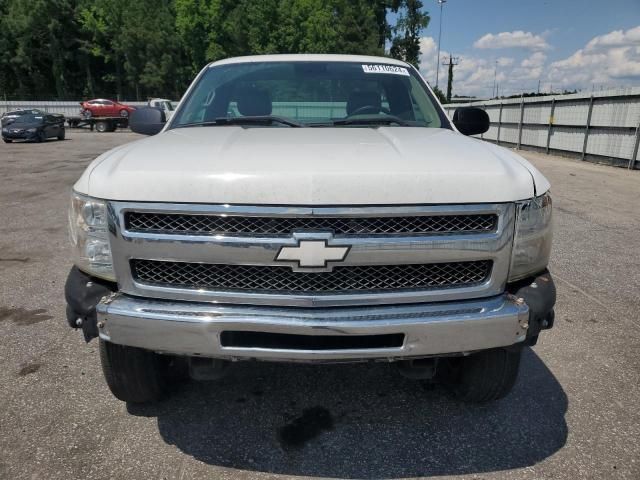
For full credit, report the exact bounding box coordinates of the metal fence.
[4,92,640,170]
[0,100,149,118]
[1,100,358,121]
[443,87,640,170]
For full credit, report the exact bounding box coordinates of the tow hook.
[397,358,437,379]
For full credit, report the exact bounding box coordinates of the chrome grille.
[125,212,497,236]
[131,260,492,294]
[110,202,514,307]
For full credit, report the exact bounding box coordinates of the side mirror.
[130,107,166,135]
[452,107,489,136]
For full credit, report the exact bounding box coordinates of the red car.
[80,99,136,118]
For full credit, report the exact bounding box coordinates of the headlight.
[68,192,115,281]
[509,192,553,281]
[27,128,37,132]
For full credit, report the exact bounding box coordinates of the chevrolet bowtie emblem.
[275,240,350,268]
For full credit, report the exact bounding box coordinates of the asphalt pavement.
[0,130,638,479]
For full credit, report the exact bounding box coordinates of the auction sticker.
[362,64,410,76]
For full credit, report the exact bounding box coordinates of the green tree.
[275,0,337,53]
[118,0,182,99]
[2,0,83,97]
[432,85,447,104]
[79,0,186,99]
[221,0,279,56]
[446,58,454,102]
[0,0,436,99]
[175,0,225,74]
[389,0,429,67]
[78,0,126,97]
[334,0,383,56]
[373,0,392,51]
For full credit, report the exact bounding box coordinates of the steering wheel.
[347,105,392,117]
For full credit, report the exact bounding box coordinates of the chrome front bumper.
[96,294,530,362]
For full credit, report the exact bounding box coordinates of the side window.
[103,100,114,106]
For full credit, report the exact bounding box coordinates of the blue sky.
[411,0,640,97]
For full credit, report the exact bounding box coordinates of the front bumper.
[95,293,531,362]
[2,131,37,140]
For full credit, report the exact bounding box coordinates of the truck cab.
[147,98,175,120]
[65,54,555,404]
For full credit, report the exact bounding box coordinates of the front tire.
[2,138,10,143]
[438,348,521,403]
[99,340,166,403]
[57,128,65,140]
[119,109,129,117]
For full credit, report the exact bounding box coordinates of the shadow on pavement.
[128,348,567,478]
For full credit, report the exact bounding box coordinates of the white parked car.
[66,54,555,404]
[147,98,175,120]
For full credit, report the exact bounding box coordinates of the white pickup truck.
[147,98,175,120]
[65,54,555,404]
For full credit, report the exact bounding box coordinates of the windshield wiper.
[330,115,413,127]
[176,116,303,128]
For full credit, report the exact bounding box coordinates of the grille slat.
[126,212,497,237]
[131,260,492,294]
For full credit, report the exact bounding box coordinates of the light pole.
[435,0,447,88]
[492,60,498,98]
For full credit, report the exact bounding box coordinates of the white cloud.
[473,31,550,50]
[548,26,640,88]
[418,36,449,86]
[521,52,547,68]
[497,57,514,66]
[585,25,640,51]
[419,36,497,97]
[418,26,640,99]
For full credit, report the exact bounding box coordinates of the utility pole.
[435,0,447,88]
[492,60,498,98]
[442,55,459,102]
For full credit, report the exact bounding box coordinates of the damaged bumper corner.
[64,266,117,341]
[507,269,556,345]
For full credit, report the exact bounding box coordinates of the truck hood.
[77,127,549,204]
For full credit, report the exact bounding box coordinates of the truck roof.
[208,54,411,68]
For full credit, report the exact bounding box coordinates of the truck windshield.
[170,61,447,129]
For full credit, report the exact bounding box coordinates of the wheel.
[99,340,166,403]
[95,121,109,133]
[57,128,65,140]
[83,109,92,118]
[36,131,46,143]
[2,138,10,143]
[119,109,129,118]
[437,348,521,403]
